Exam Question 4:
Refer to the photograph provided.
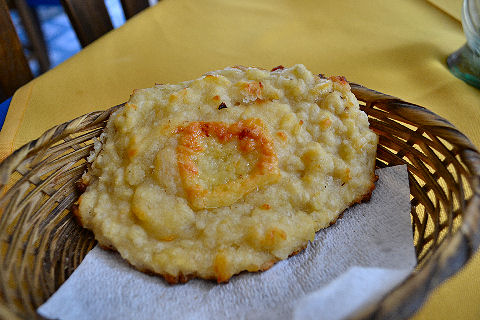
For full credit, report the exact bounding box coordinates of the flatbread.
[75,65,378,283]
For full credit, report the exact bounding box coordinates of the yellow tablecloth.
[1,0,479,318]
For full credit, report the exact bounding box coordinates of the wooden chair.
[0,0,33,101]
[7,0,51,74]
[61,0,150,48]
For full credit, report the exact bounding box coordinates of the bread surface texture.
[77,64,378,283]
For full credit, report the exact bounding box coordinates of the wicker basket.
[0,84,479,320]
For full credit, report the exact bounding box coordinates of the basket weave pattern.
[0,85,479,319]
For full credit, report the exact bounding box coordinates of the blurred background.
[7,0,158,76]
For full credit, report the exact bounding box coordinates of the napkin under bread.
[38,165,415,320]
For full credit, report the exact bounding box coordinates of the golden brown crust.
[359,174,379,203]
[154,242,310,284]
[98,243,116,252]
[328,172,378,227]
[271,65,285,72]
[71,203,84,227]
[75,180,88,194]
[162,272,197,285]
[72,179,90,227]
[231,65,247,71]
[176,118,281,210]
[94,239,311,285]
[352,174,378,205]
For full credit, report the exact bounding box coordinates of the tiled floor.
[9,0,138,76]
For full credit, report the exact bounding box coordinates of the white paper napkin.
[38,165,415,320]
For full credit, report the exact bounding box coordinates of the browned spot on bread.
[329,75,348,85]
[329,172,378,227]
[213,251,231,283]
[164,273,185,284]
[75,180,88,193]
[262,228,287,249]
[71,203,84,227]
[232,65,247,71]
[127,148,138,159]
[276,131,287,141]
[289,244,308,257]
[259,260,275,271]
[355,174,378,204]
[158,235,176,242]
[320,118,332,130]
[350,174,378,205]
[271,65,285,72]
[328,212,344,227]
[98,243,116,251]
[176,118,280,210]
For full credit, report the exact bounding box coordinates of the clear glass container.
[447,0,480,88]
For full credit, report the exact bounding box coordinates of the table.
[1,0,479,318]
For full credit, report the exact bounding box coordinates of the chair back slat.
[0,0,33,101]
[60,0,113,47]
[61,0,151,48]
[121,0,149,19]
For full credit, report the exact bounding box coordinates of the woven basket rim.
[349,83,480,319]
[0,103,124,187]
[1,84,479,319]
